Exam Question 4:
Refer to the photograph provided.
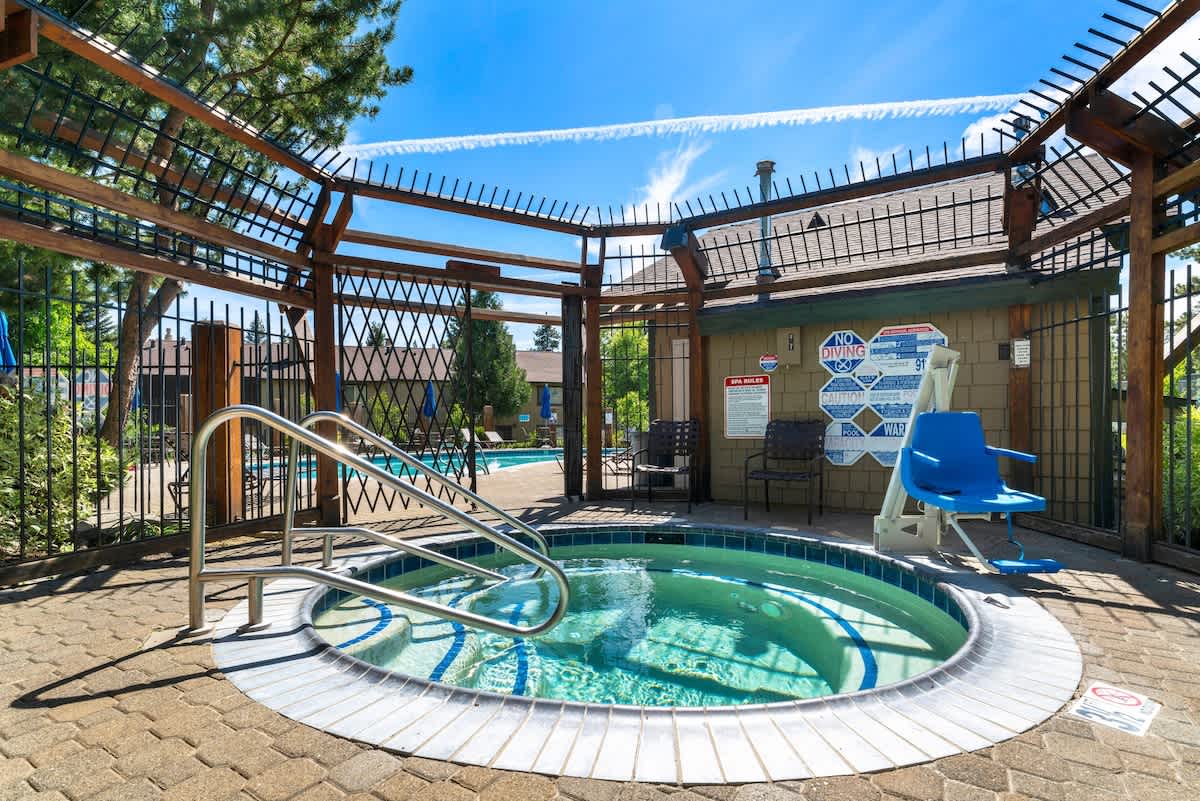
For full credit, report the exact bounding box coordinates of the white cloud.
[849,144,906,179]
[340,94,1022,158]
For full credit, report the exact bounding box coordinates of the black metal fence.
[0,258,317,566]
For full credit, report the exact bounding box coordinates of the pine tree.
[532,323,561,352]
[245,312,268,345]
[445,291,530,417]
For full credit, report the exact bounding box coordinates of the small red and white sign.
[759,353,779,372]
[724,375,770,439]
[1068,682,1160,736]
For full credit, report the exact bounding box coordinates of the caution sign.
[819,376,867,421]
[1068,682,1161,736]
[724,375,770,439]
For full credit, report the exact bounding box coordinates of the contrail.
[341,94,1022,158]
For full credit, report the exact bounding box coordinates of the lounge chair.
[744,419,825,524]
[631,419,701,513]
[483,431,506,446]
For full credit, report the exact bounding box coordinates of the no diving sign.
[1068,682,1161,736]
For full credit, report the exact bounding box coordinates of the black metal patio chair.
[744,419,826,524]
[631,419,701,513]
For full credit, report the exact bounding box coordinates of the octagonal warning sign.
[824,421,867,467]
[867,323,946,375]
[819,375,867,421]
[819,330,867,375]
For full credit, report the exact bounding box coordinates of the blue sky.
[186,1,1175,347]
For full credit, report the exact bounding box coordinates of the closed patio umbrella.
[0,310,16,374]
[539,383,552,420]
[422,380,437,418]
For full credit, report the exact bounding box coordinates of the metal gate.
[335,270,476,517]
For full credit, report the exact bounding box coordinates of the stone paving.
[3,464,1200,800]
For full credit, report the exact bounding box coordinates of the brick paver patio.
[3,463,1200,800]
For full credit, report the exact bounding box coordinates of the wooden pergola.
[3,0,1200,559]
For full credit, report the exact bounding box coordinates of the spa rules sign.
[724,375,770,439]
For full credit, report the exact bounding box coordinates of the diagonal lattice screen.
[335,269,475,516]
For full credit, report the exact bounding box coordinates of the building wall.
[701,304,1087,513]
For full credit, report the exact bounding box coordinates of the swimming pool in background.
[311,540,968,707]
[257,447,587,480]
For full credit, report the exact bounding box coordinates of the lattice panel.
[336,270,473,516]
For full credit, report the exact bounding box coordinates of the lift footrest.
[989,558,1063,575]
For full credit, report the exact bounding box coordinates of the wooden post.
[585,237,605,499]
[311,261,340,524]
[1008,304,1034,490]
[192,322,243,525]
[1125,150,1165,561]
[562,294,583,499]
[688,288,710,502]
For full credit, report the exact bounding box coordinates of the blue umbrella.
[422,380,437,418]
[539,383,552,420]
[334,371,342,412]
[130,384,142,411]
[0,310,16,374]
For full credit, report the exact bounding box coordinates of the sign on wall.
[819,376,867,421]
[867,323,947,375]
[759,353,779,372]
[825,421,867,466]
[818,322,946,467]
[819,330,867,374]
[724,375,771,439]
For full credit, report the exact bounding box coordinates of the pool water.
[268,447,611,480]
[312,544,967,707]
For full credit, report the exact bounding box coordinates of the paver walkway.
[3,464,1200,800]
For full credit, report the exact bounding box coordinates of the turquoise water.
[256,447,581,479]
[312,544,967,707]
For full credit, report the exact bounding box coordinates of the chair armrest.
[905,449,942,469]
[629,448,649,468]
[985,445,1038,464]
[743,451,765,468]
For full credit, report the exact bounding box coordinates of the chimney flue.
[755,160,779,282]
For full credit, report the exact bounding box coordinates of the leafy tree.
[446,291,530,417]
[532,323,560,352]
[601,323,649,405]
[31,2,415,447]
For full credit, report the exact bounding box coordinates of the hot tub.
[210,523,1082,783]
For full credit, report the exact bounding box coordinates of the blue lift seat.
[899,412,1063,575]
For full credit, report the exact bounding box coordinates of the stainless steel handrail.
[283,411,550,575]
[188,404,569,637]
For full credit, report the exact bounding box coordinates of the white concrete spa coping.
[208,525,1082,784]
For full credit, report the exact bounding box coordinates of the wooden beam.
[1016,195,1131,258]
[1165,310,1200,372]
[1009,0,1200,162]
[1124,149,1165,561]
[1153,218,1200,254]
[600,291,692,307]
[1066,93,1192,167]
[336,294,561,325]
[320,192,353,252]
[1004,176,1039,269]
[592,153,1009,237]
[0,7,36,71]
[562,294,584,499]
[319,252,589,298]
[340,228,582,273]
[662,226,707,291]
[1154,156,1200,199]
[705,247,1009,301]
[35,12,325,182]
[0,213,312,307]
[584,238,604,499]
[444,259,502,280]
[336,178,586,236]
[0,148,309,270]
[311,261,340,525]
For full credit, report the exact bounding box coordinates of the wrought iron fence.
[0,257,317,566]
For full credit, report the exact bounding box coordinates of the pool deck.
[3,461,1200,800]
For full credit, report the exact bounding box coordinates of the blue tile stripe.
[508,602,529,696]
[646,567,878,691]
[333,598,393,649]
[428,588,472,682]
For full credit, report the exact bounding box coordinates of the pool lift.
[874,345,1063,575]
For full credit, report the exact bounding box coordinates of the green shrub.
[614,390,648,445]
[1164,409,1200,542]
[0,388,122,558]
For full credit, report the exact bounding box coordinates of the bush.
[364,392,409,446]
[614,390,648,446]
[1164,409,1200,542]
[0,388,122,558]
